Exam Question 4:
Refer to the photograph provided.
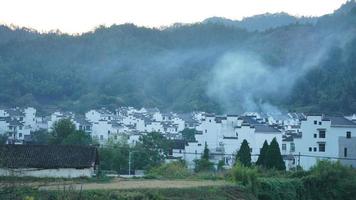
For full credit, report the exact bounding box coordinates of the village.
[0,106,355,177]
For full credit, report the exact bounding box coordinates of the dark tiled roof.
[0,145,99,169]
[327,116,356,127]
[254,124,281,133]
[5,109,25,117]
[238,116,260,125]
[282,135,294,142]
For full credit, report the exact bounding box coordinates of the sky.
[0,0,348,34]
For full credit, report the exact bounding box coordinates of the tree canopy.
[0,3,356,113]
[236,139,252,167]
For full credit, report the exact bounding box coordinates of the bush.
[230,163,258,193]
[257,178,304,200]
[147,161,191,179]
[301,160,356,200]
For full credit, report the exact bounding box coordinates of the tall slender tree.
[194,142,214,172]
[265,138,286,170]
[236,139,251,167]
[256,140,269,167]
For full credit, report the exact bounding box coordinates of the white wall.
[0,167,94,178]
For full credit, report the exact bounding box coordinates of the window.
[19,133,22,138]
[19,126,22,130]
[291,143,295,152]
[314,147,317,152]
[198,143,202,146]
[309,147,312,152]
[114,135,118,140]
[100,135,104,140]
[319,130,326,138]
[347,131,351,139]
[282,144,286,151]
[314,120,317,125]
[108,130,110,134]
[209,119,211,122]
[344,148,348,157]
[179,150,182,153]
[205,129,207,133]
[314,134,317,138]
[319,121,322,125]
[319,143,325,152]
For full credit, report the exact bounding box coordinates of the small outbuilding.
[0,145,99,178]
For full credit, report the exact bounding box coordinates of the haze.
[0,0,348,34]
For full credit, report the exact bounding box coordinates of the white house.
[294,114,356,169]
[173,114,282,169]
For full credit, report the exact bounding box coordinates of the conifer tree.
[236,139,251,167]
[194,142,214,172]
[256,140,269,167]
[265,138,286,170]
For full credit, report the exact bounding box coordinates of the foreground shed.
[0,145,99,178]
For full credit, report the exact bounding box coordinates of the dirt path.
[40,179,229,191]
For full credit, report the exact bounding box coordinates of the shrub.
[302,160,356,200]
[257,178,304,200]
[147,161,191,179]
[230,163,258,193]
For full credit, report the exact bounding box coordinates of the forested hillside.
[0,1,356,114]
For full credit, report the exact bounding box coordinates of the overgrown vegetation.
[229,160,356,200]
[0,186,250,200]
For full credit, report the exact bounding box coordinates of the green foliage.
[0,134,8,144]
[257,178,304,200]
[217,159,225,172]
[301,160,356,200]
[265,138,285,170]
[99,143,130,174]
[1,186,246,200]
[236,140,251,167]
[255,140,269,167]
[147,161,191,179]
[0,7,356,113]
[231,163,258,194]
[30,129,54,144]
[134,132,171,170]
[181,128,197,142]
[61,130,92,145]
[50,118,76,144]
[45,118,93,145]
[194,143,214,172]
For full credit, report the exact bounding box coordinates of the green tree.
[236,139,251,167]
[0,134,7,144]
[61,130,92,145]
[133,132,170,170]
[99,142,130,174]
[181,128,196,142]
[265,138,285,170]
[50,118,76,144]
[49,119,93,145]
[31,129,53,144]
[194,142,214,172]
[256,140,269,167]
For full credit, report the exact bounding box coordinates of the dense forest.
[0,1,356,114]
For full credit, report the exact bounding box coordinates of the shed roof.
[0,145,99,169]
